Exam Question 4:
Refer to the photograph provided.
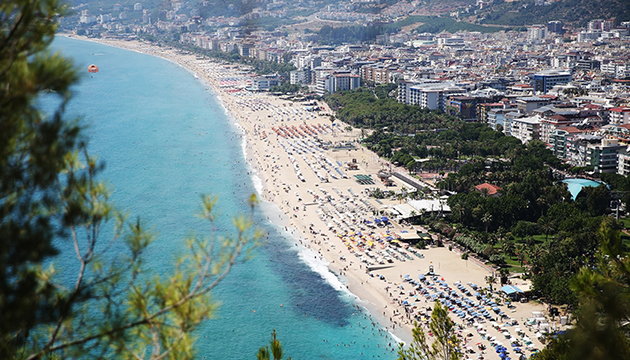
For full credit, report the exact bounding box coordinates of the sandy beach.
[64,34,562,359]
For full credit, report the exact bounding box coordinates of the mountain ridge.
[469,0,630,27]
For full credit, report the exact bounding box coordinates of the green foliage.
[531,336,571,360]
[317,25,394,45]
[566,217,630,358]
[397,301,461,360]
[325,88,458,134]
[529,216,601,305]
[474,0,630,26]
[533,218,630,359]
[374,83,397,100]
[1,1,262,359]
[512,220,539,239]
[413,16,503,34]
[575,185,611,216]
[1,0,79,354]
[269,83,306,94]
[257,330,291,360]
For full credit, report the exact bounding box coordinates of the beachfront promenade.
[69,35,564,359]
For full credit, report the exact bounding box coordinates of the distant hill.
[472,0,630,27]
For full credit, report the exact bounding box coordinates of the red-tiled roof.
[558,126,585,133]
[475,183,502,196]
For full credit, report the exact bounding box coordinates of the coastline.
[61,34,557,358]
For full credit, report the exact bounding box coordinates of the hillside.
[471,0,630,27]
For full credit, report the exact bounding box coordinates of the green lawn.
[501,257,525,273]
[531,234,547,244]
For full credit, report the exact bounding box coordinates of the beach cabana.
[501,285,524,299]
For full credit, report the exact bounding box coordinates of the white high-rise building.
[528,25,547,40]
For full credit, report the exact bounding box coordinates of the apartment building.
[398,81,463,111]
[360,63,394,84]
[510,115,543,144]
[516,96,554,114]
[609,107,630,125]
[618,151,630,176]
[588,138,627,174]
[532,70,572,93]
[316,73,361,96]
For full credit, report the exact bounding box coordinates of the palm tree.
[496,226,507,244]
[501,239,515,258]
[515,243,526,267]
[482,212,493,233]
[537,216,555,243]
[485,275,497,292]
[536,196,547,217]
[452,203,463,223]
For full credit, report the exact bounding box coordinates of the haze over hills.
[68,0,630,36]
[467,0,630,27]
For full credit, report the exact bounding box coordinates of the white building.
[509,115,542,144]
[601,62,630,79]
[315,73,360,96]
[398,81,463,112]
[587,138,626,174]
[528,25,547,40]
[609,107,630,125]
[532,70,571,94]
[577,31,601,43]
[252,74,281,91]
[79,10,96,24]
[290,69,311,85]
[98,14,111,23]
[437,37,465,47]
[618,151,630,176]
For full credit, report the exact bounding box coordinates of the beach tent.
[501,285,524,295]
[501,285,524,300]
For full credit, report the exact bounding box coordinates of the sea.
[47,36,399,359]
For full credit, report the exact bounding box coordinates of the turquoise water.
[561,178,604,200]
[50,36,397,359]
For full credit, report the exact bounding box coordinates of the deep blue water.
[49,36,397,359]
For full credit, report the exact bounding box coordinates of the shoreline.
[61,34,557,358]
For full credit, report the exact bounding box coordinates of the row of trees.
[363,122,525,170]
[325,88,459,133]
